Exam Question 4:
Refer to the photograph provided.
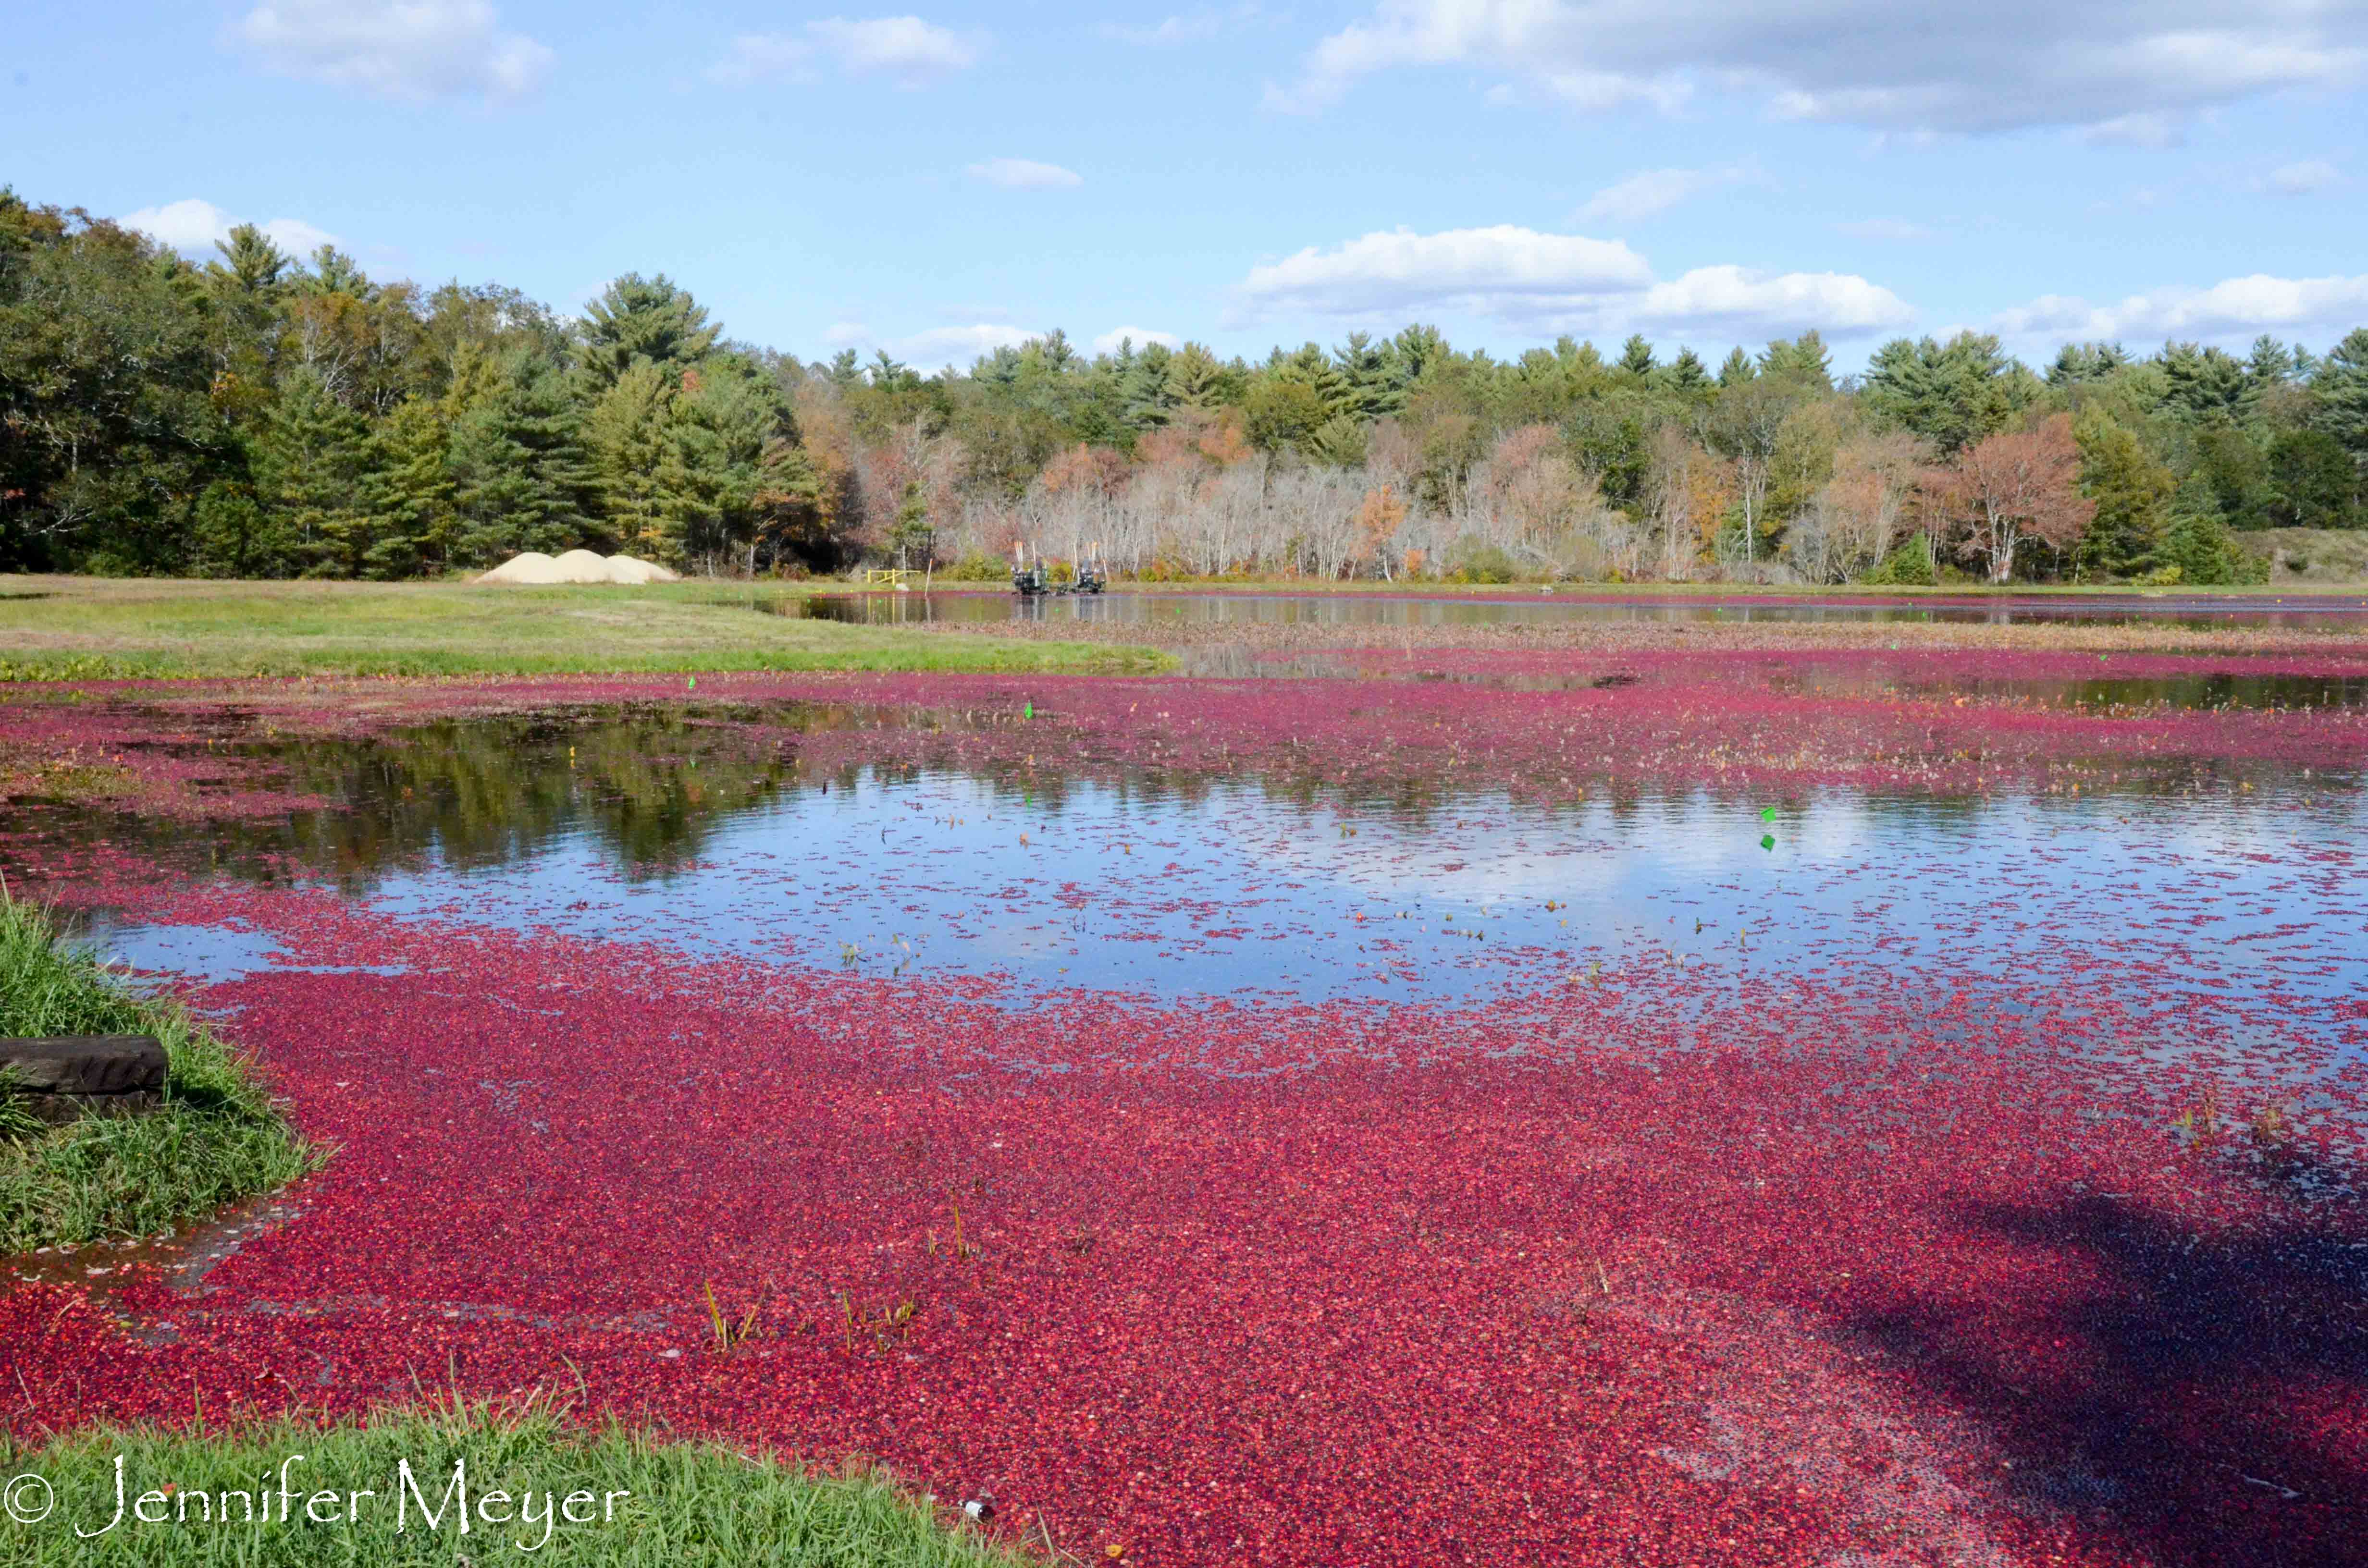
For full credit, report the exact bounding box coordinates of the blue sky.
[9,3,2366,372]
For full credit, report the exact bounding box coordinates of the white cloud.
[2081,110,2182,147]
[1230,221,1911,340]
[2261,158,2343,194]
[715,16,980,86]
[1635,266,1916,334]
[237,0,552,102]
[1836,217,1936,241]
[1100,6,1267,46]
[1575,164,1750,222]
[966,158,1084,189]
[817,320,1037,364]
[1094,327,1183,353]
[1991,273,2368,341]
[896,324,1039,365]
[1272,1,2368,135]
[122,197,338,258]
[1236,224,1652,320]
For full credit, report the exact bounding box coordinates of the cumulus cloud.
[1633,266,1915,335]
[1991,273,2368,342]
[967,158,1084,189]
[1575,164,1751,222]
[1232,222,1911,340]
[714,15,980,86]
[1270,0,2368,135]
[1237,224,1652,320]
[237,0,552,101]
[2261,158,2343,194]
[1094,327,1183,353]
[122,197,338,258]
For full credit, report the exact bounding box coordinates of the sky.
[8,2,2367,373]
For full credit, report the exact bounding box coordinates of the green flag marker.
[1760,833,1776,851]
[687,675,696,691]
[1024,701,1034,719]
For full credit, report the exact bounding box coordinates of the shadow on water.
[1853,1188,2368,1568]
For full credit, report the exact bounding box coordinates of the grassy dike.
[0,577,1170,681]
[0,893,319,1253]
[1,1397,1040,1566]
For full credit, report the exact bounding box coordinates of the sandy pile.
[476,550,681,585]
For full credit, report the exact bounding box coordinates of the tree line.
[5,188,2365,586]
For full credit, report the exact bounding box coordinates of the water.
[19,706,2357,1076]
[785,588,2368,633]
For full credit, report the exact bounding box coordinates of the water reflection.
[783,588,2368,634]
[10,709,2356,1058]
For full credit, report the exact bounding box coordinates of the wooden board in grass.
[0,1034,166,1124]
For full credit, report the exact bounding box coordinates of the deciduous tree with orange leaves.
[1929,414,2094,585]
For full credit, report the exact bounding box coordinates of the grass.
[0,577,1171,681]
[0,1394,1043,1566]
[0,891,322,1253]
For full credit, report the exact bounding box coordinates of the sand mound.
[476,551,682,586]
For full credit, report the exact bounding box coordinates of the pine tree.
[585,359,677,555]
[2071,408,2173,580]
[447,349,600,564]
[359,396,456,578]
[1662,348,1711,397]
[254,366,370,576]
[1862,332,2032,454]
[2313,328,2368,475]
[1617,334,1656,378]
[579,273,721,394]
[1758,331,1832,391]
[2160,473,2255,585]
[1164,343,1225,409]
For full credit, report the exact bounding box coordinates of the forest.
[4,187,2364,587]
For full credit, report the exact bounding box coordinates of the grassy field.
[0,577,1170,681]
[0,893,321,1252]
[1,1397,1039,1566]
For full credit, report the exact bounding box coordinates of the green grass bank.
[0,577,1169,681]
[0,1398,1039,1566]
[0,893,320,1253]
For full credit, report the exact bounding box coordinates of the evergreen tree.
[1862,332,2031,453]
[585,359,678,555]
[447,347,600,564]
[2266,429,2362,529]
[1164,343,1226,408]
[253,366,370,576]
[2192,426,2272,529]
[579,273,721,394]
[1759,331,1833,391]
[1616,334,1656,378]
[1661,348,1711,397]
[2160,473,2257,585]
[1716,346,1756,389]
[187,481,281,579]
[2313,327,2368,473]
[358,396,457,578]
[2072,408,2173,580]
[1332,331,1408,420]
[2159,342,2251,423]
